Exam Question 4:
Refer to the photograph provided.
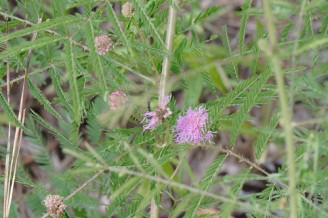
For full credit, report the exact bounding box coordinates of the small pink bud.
[43,195,66,218]
[109,90,128,110]
[122,2,135,18]
[94,35,113,56]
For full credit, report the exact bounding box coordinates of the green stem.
[263,0,298,217]
[271,56,298,217]
[159,5,177,103]
[289,0,307,114]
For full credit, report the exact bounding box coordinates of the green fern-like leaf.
[192,32,216,94]
[220,168,250,216]
[209,74,259,125]
[106,2,130,49]
[296,36,328,54]
[0,16,82,44]
[50,66,73,113]
[31,110,73,147]
[66,0,104,9]
[230,70,272,146]
[132,0,165,48]
[222,25,239,81]
[65,40,82,124]
[184,155,227,218]
[17,0,41,23]
[255,110,279,159]
[0,92,26,131]
[239,0,252,54]
[85,20,107,92]
[0,36,65,60]
[28,78,62,120]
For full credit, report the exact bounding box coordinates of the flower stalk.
[149,4,178,218]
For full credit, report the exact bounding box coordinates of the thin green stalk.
[292,117,328,127]
[158,5,177,103]
[263,0,298,217]
[271,55,298,217]
[289,0,307,113]
[104,56,155,84]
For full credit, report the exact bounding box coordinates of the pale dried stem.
[150,199,158,218]
[64,170,104,200]
[3,18,11,218]
[149,7,178,217]
[158,6,177,103]
[4,19,41,218]
[291,117,328,127]
[7,110,26,213]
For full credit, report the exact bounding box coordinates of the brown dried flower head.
[122,2,135,18]
[94,35,113,56]
[109,90,128,110]
[43,195,66,217]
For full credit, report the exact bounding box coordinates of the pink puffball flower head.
[142,95,173,131]
[122,2,135,18]
[43,195,66,218]
[174,106,213,144]
[94,35,113,55]
[109,90,127,110]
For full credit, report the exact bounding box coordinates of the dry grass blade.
[3,18,42,218]
[3,18,11,218]
[7,110,26,213]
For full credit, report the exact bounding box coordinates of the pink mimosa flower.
[109,90,127,110]
[174,106,213,144]
[94,35,113,55]
[142,96,173,131]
